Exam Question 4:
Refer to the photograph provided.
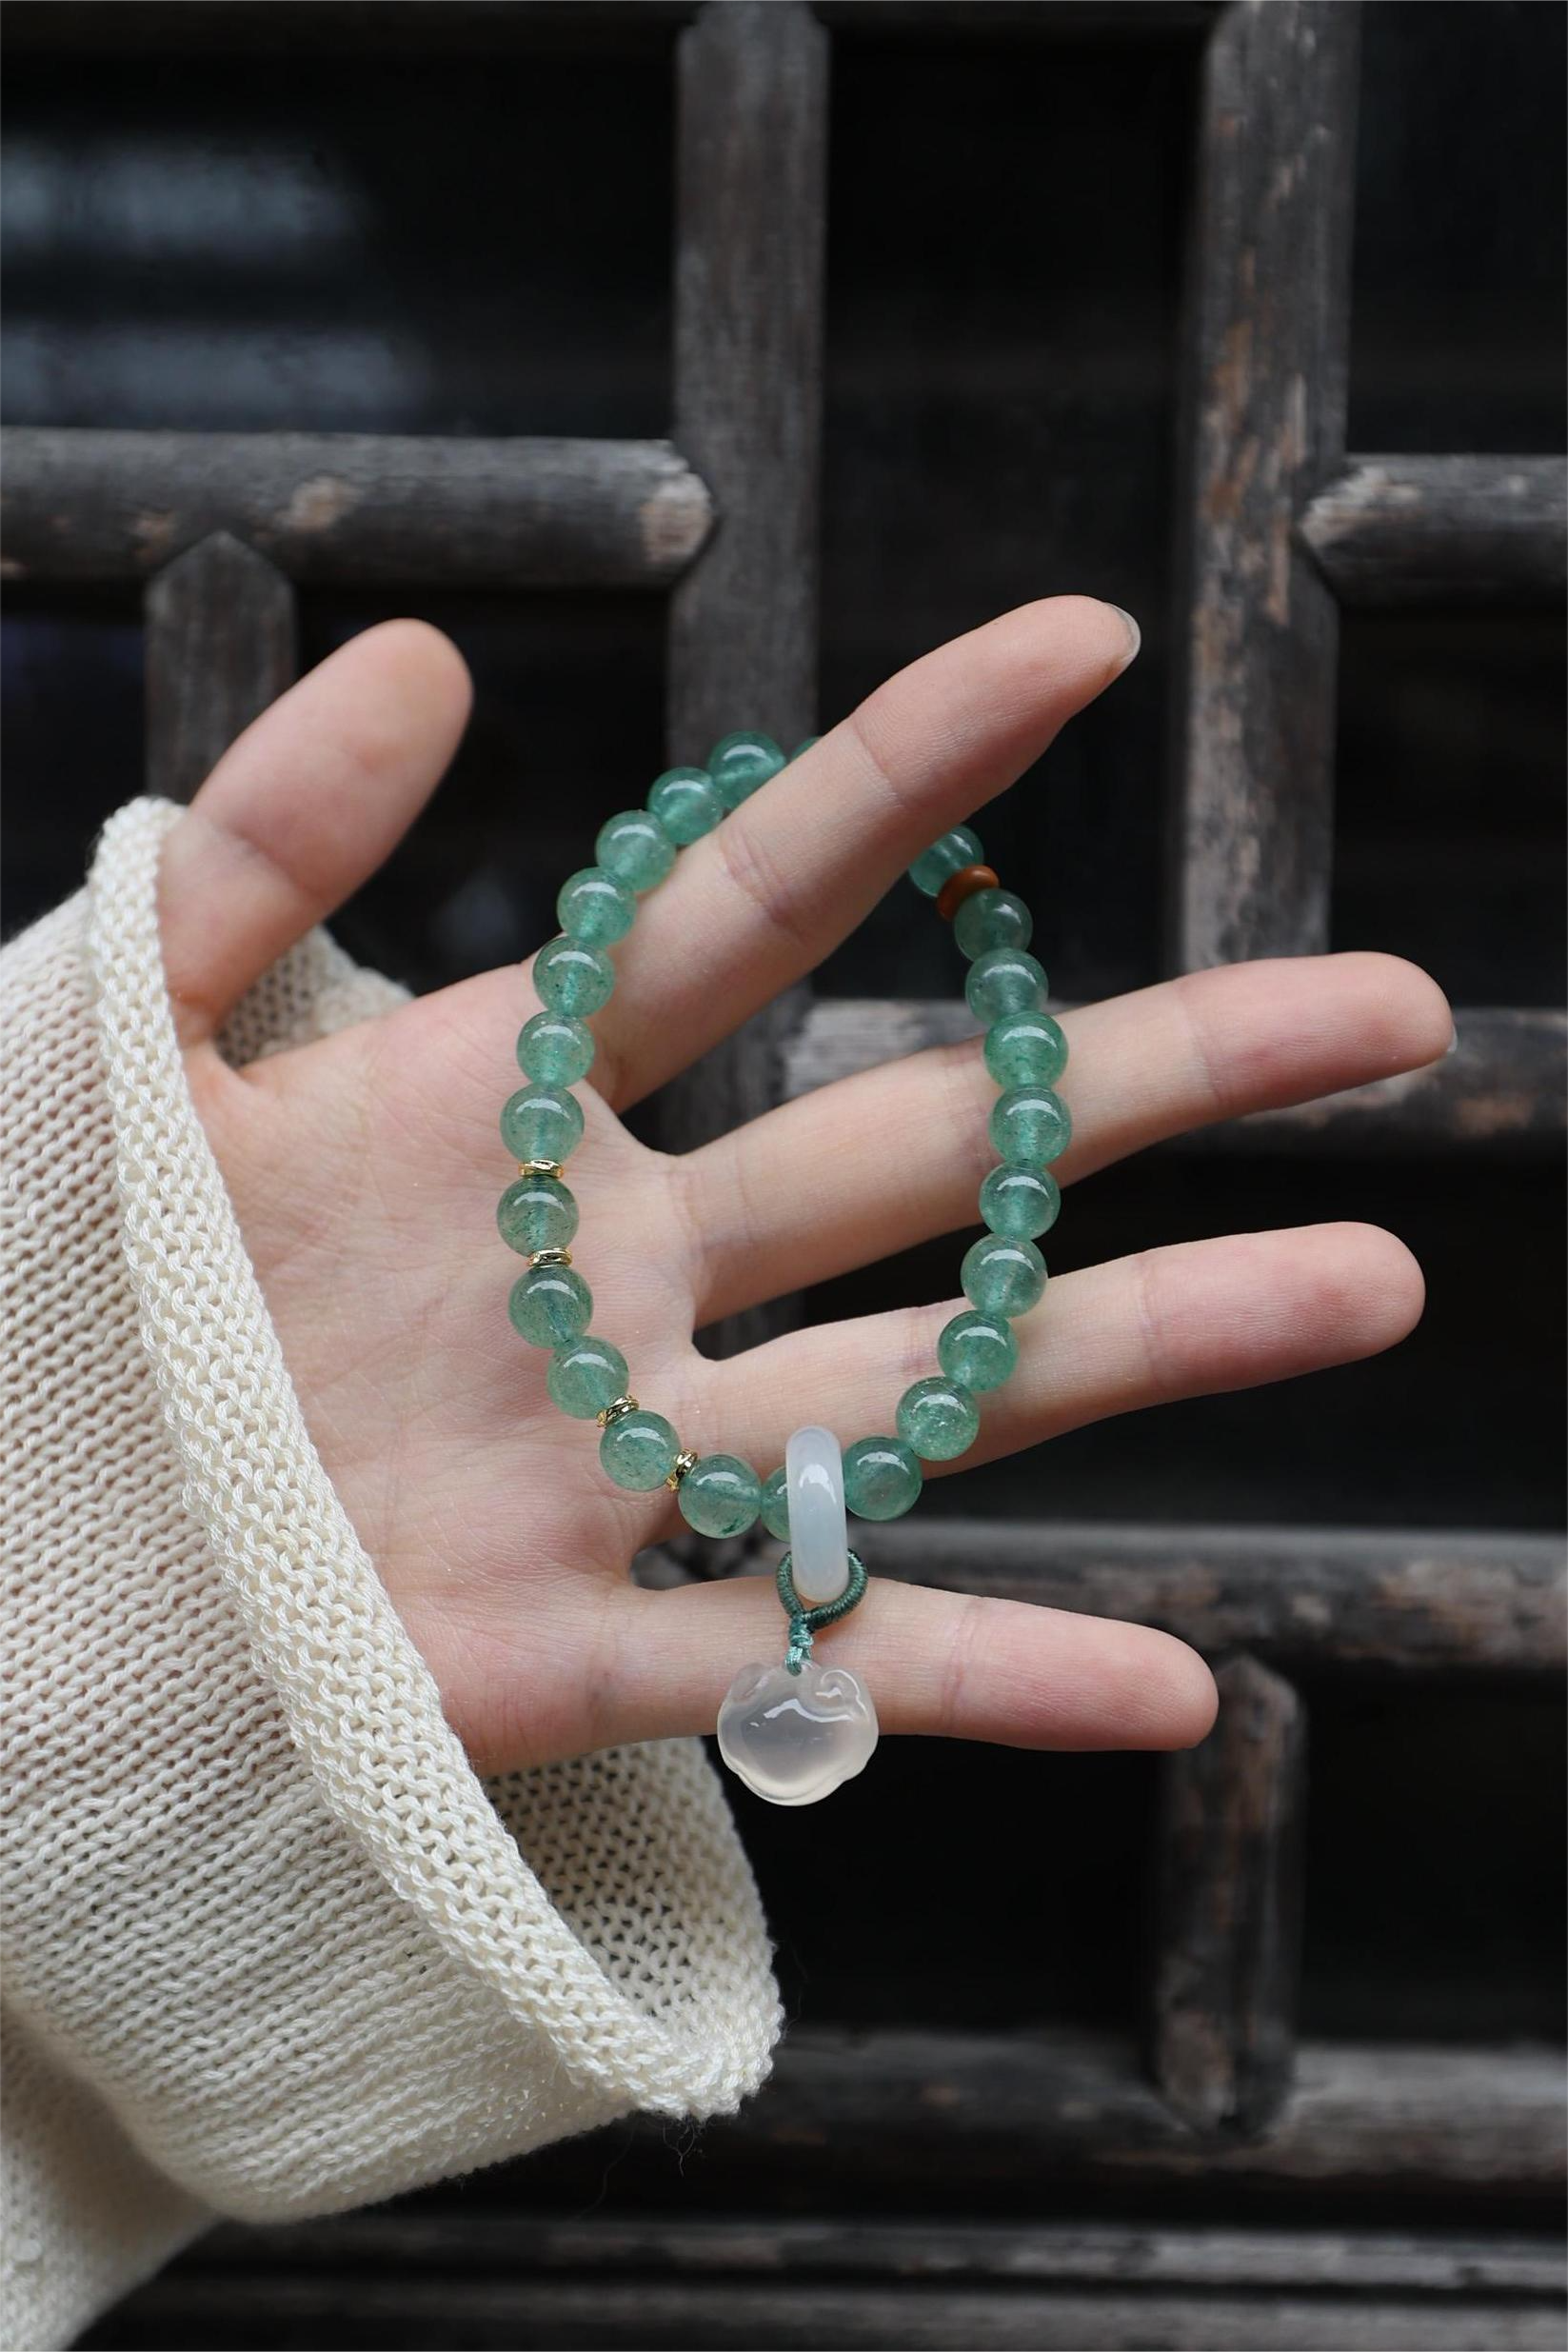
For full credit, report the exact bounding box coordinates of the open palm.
[160,601,1450,1778]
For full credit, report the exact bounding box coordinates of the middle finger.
[681,949,1451,1325]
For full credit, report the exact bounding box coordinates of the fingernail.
[1108,605,1141,668]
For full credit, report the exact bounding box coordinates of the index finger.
[591,595,1138,1106]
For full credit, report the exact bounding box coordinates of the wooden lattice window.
[5,3,1563,2345]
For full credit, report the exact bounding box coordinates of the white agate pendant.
[717,1425,879,1804]
[718,1659,879,1805]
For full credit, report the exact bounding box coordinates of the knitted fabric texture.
[0,798,782,2351]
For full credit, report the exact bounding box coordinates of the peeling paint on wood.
[0,429,712,589]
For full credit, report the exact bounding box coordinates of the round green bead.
[508,1264,592,1348]
[534,935,614,1018]
[517,1011,595,1087]
[500,1085,585,1166]
[896,1374,980,1463]
[989,1085,1072,1167]
[760,1465,791,1541]
[843,1435,923,1522]
[965,946,1046,1023]
[908,826,983,897]
[557,866,635,947]
[708,731,784,808]
[547,1335,628,1420]
[962,1231,1046,1319]
[980,1163,1061,1241]
[496,1172,578,1256]
[597,808,676,893]
[648,766,724,846]
[983,1007,1067,1090]
[937,1307,1018,1394]
[600,1408,680,1491]
[954,887,1032,960]
[678,1452,763,1539]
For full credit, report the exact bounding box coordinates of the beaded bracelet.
[498,731,1070,1806]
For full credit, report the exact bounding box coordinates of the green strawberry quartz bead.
[965,946,1046,1023]
[843,1435,923,1521]
[897,1374,980,1463]
[508,1264,592,1347]
[963,1231,1047,1318]
[708,731,785,808]
[648,765,724,846]
[517,1010,595,1087]
[534,935,615,1017]
[500,1084,585,1166]
[547,1336,628,1420]
[597,808,676,893]
[601,1408,680,1491]
[984,1007,1067,1090]
[496,1171,578,1256]
[949,884,1034,959]
[679,1453,763,1539]
[557,866,635,947]
[954,886,1032,960]
[990,1085,1072,1167]
[760,1466,792,1541]
[908,826,983,897]
[938,1307,1018,1394]
[980,1162,1061,1242]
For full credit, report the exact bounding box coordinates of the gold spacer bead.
[597,1395,639,1429]
[665,1447,699,1492]
[517,1159,564,1181]
[527,1246,573,1270]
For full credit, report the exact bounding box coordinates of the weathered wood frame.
[4,0,1563,2332]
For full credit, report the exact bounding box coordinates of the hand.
[157,600,1450,1776]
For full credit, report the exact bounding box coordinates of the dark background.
[3,0,1563,2337]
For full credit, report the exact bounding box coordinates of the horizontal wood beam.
[828,1519,1566,1673]
[1301,456,1568,606]
[699,2029,1565,2203]
[784,1000,1566,1152]
[0,428,712,590]
[182,2213,1568,2299]
[129,2218,1564,2351]
[4,0,1221,51]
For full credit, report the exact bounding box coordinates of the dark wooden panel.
[1169,0,1361,969]
[846,1519,1565,1674]
[784,999,1566,1152]
[0,429,711,589]
[1302,456,1568,606]
[1154,1656,1306,2133]
[144,533,296,804]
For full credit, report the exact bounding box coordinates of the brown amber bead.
[936,862,1000,923]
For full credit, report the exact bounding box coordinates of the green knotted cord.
[776,1550,869,1675]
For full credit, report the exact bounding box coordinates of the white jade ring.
[716,1425,879,1805]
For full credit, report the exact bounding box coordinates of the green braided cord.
[776,1551,868,1676]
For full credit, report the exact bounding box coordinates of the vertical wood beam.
[145,530,297,802]
[660,0,829,1365]
[1152,1653,1307,2136]
[1168,0,1361,970]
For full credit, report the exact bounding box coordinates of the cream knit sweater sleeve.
[1,798,781,2352]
